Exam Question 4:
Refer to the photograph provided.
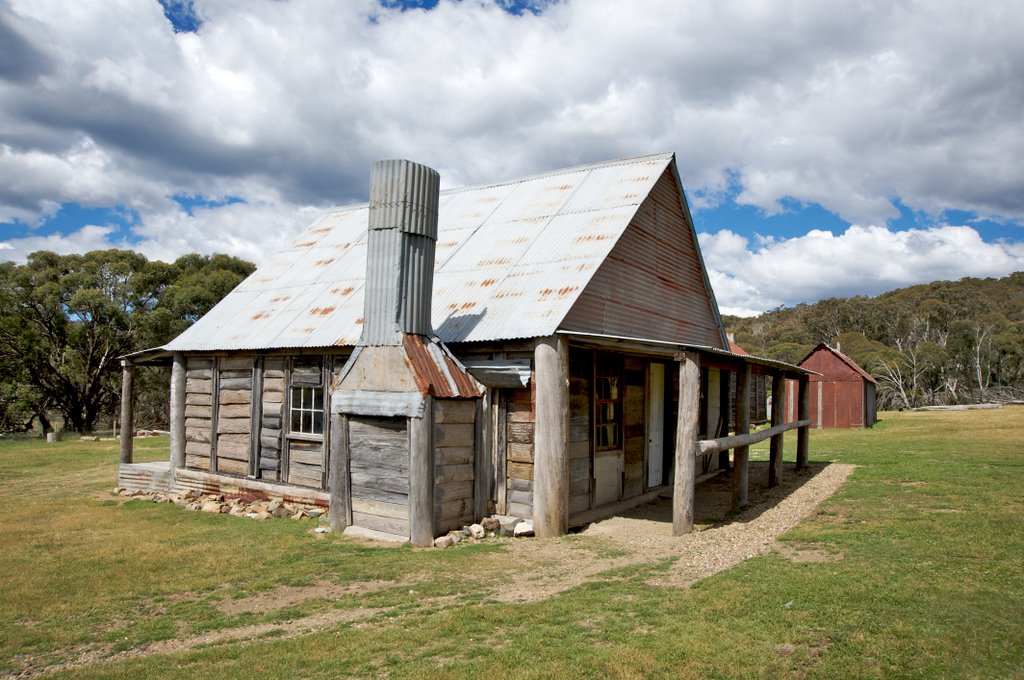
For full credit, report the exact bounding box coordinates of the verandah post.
[119,359,135,465]
[769,372,784,487]
[797,375,810,470]
[731,363,750,511]
[169,352,186,469]
[672,351,701,535]
[533,335,569,538]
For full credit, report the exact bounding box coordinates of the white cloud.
[700,224,1024,316]
[0,0,1021,279]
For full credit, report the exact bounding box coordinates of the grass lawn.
[1,409,1022,678]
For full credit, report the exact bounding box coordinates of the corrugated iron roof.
[165,153,676,352]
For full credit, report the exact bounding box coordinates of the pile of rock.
[112,488,326,521]
[432,515,533,549]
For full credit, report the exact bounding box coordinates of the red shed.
[785,344,877,428]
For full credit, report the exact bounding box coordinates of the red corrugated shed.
[789,344,877,428]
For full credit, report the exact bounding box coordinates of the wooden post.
[797,375,810,470]
[169,353,186,469]
[408,397,435,547]
[769,372,784,487]
[718,368,731,471]
[473,397,489,521]
[731,364,750,511]
[672,351,701,535]
[329,412,352,532]
[533,335,569,538]
[494,390,508,515]
[119,360,135,465]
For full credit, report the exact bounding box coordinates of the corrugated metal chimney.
[361,159,440,345]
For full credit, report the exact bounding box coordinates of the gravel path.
[489,461,855,600]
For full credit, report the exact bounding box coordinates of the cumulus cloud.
[700,224,1024,316]
[0,0,1022,288]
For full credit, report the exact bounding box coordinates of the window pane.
[313,387,323,410]
[313,411,323,435]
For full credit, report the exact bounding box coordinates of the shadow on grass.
[604,461,832,528]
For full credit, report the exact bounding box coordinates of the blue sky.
[2,0,1022,315]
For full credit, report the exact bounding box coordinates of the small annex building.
[784,343,877,429]
[118,153,815,545]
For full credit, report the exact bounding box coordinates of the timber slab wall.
[434,399,477,534]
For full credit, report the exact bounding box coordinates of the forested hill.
[723,272,1024,409]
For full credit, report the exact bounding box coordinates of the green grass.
[2,410,1023,678]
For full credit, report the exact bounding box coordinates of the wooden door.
[646,362,665,487]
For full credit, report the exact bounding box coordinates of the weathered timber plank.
[433,423,474,448]
[434,446,473,466]
[437,498,472,522]
[507,404,535,423]
[434,480,473,503]
[507,421,534,444]
[219,377,252,391]
[506,501,532,517]
[217,417,251,434]
[569,457,590,482]
[184,404,211,418]
[435,463,473,484]
[217,403,250,419]
[350,471,408,497]
[569,493,589,515]
[218,389,252,405]
[291,367,321,385]
[350,460,408,478]
[569,440,589,459]
[216,436,250,460]
[217,458,248,476]
[185,393,212,407]
[351,497,407,520]
[185,417,211,431]
[186,428,211,444]
[186,369,212,380]
[351,511,408,537]
[507,488,533,506]
[569,416,588,443]
[507,441,533,464]
[434,399,475,424]
[185,453,210,470]
[288,462,323,488]
[219,357,254,371]
[350,485,408,506]
[507,461,534,481]
[509,478,533,493]
[185,440,210,457]
[289,445,324,467]
[187,358,213,370]
[186,378,212,394]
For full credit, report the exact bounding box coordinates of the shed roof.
[165,153,695,352]
[799,343,878,384]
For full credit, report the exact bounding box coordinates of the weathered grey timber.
[329,412,351,531]
[732,364,751,511]
[696,419,811,455]
[409,398,434,547]
[533,335,569,538]
[119,360,135,464]
[770,372,784,487]
[797,375,810,469]
[672,351,701,535]
[170,353,186,468]
[718,368,731,471]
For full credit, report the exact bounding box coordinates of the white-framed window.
[290,385,324,435]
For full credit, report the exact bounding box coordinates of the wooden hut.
[784,344,877,429]
[118,153,814,543]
